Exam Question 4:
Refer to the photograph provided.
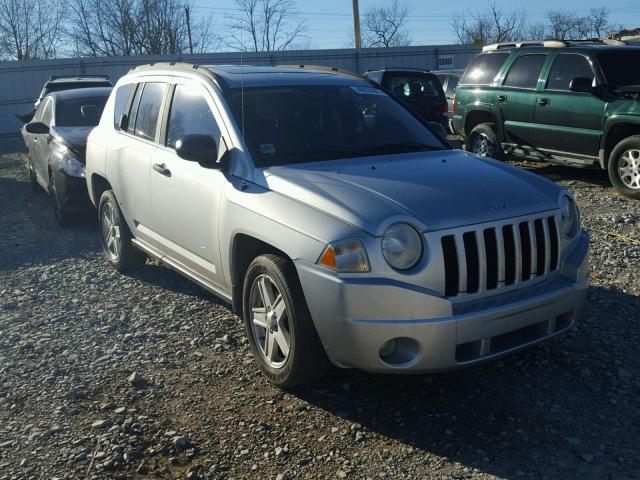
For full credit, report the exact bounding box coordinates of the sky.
[193,0,640,49]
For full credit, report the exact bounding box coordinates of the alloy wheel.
[618,149,640,189]
[101,201,121,261]
[471,133,494,157]
[249,274,291,369]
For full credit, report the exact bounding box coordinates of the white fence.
[0,44,479,143]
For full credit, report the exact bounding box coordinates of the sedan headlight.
[381,222,423,270]
[559,194,580,239]
[53,143,85,178]
[318,238,370,273]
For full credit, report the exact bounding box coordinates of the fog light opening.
[378,337,420,367]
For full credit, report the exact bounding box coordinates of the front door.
[149,80,229,287]
[498,53,548,148]
[533,53,604,159]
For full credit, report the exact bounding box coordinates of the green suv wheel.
[609,136,640,200]
[467,123,504,160]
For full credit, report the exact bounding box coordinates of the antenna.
[240,22,245,175]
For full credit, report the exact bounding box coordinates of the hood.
[263,150,561,235]
[50,126,94,160]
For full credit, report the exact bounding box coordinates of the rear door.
[533,53,604,158]
[498,53,548,147]
[148,78,230,287]
[107,80,168,244]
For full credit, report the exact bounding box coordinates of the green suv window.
[503,54,547,89]
[546,54,594,91]
[459,53,508,85]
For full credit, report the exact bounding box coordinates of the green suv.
[452,40,640,199]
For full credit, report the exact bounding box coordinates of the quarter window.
[546,54,594,91]
[503,55,547,89]
[133,83,165,141]
[166,85,220,150]
[460,53,508,85]
[114,83,134,129]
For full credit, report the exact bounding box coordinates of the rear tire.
[608,136,640,200]
[242,254,330,388]
[467,123,505,160]
[98,190,146,272]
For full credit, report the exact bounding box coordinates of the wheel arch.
[463,105,503,140]
[229,233,294,315]
[602,119,640,168]
[90,174,112,207]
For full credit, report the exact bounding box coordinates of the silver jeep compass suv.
[85,63,589,387]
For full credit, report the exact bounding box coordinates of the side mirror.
[427,121,448,139]
[25,121,50,134]
[175,134,220,168]
[569,77,594,93]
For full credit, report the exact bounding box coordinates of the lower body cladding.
[296,232,589,374]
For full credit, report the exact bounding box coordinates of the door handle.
[539,98,550,107]
[153,163,171,176]
[497,95,507,102]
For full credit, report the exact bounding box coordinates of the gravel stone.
[1,152,639,479]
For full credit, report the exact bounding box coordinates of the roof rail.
[276,64,371,82]
[483,38,629,51]
[127,62,229,91]
[47,74,111,81]
[371,66,430,73]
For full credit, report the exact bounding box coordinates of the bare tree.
[546,11,587,40]
[362,0,411,48]
[585,7,615,38]
[68,0,216,57]
[225,0,306,52]
[452,2,527,45]
[0,0,65,60]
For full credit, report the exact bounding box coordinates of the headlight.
[318,238,370,273]
[559,194,579,238]
[381,223,423,270]
[53,143,85,178]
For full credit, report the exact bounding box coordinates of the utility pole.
[185,5,194,54]
[352,0,362,49]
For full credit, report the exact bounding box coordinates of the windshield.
[55,95,109,127]
[230,84,446,167]
[597,51,640,90]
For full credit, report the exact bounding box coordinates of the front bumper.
[296,231,589,373]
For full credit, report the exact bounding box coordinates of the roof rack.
[128,62,228,91]
[483,38,628,51]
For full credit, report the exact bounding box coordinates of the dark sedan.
[21,87,111,226]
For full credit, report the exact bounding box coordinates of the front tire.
[467,123,505,160]
[242,254,329,388]
[98,190,146,272]
[608,136,640,200]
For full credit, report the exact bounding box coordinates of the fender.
[462,102,506,141]
[600,114,640,167]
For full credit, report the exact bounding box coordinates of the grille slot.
[441,215,560,298]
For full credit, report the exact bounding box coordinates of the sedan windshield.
[55,95,109,127]
[229,84,446,167]
[597,51,640,90]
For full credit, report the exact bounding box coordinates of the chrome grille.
[441,215,560,297]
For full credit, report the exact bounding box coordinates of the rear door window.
[460,53,508,85]
[132,83,166,141]
[546,54,594,91]
[503,54,547,89]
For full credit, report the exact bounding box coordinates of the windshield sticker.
[260,144,276,156]
[351,86,387,96]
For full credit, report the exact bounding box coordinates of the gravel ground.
[1,151,639,480]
